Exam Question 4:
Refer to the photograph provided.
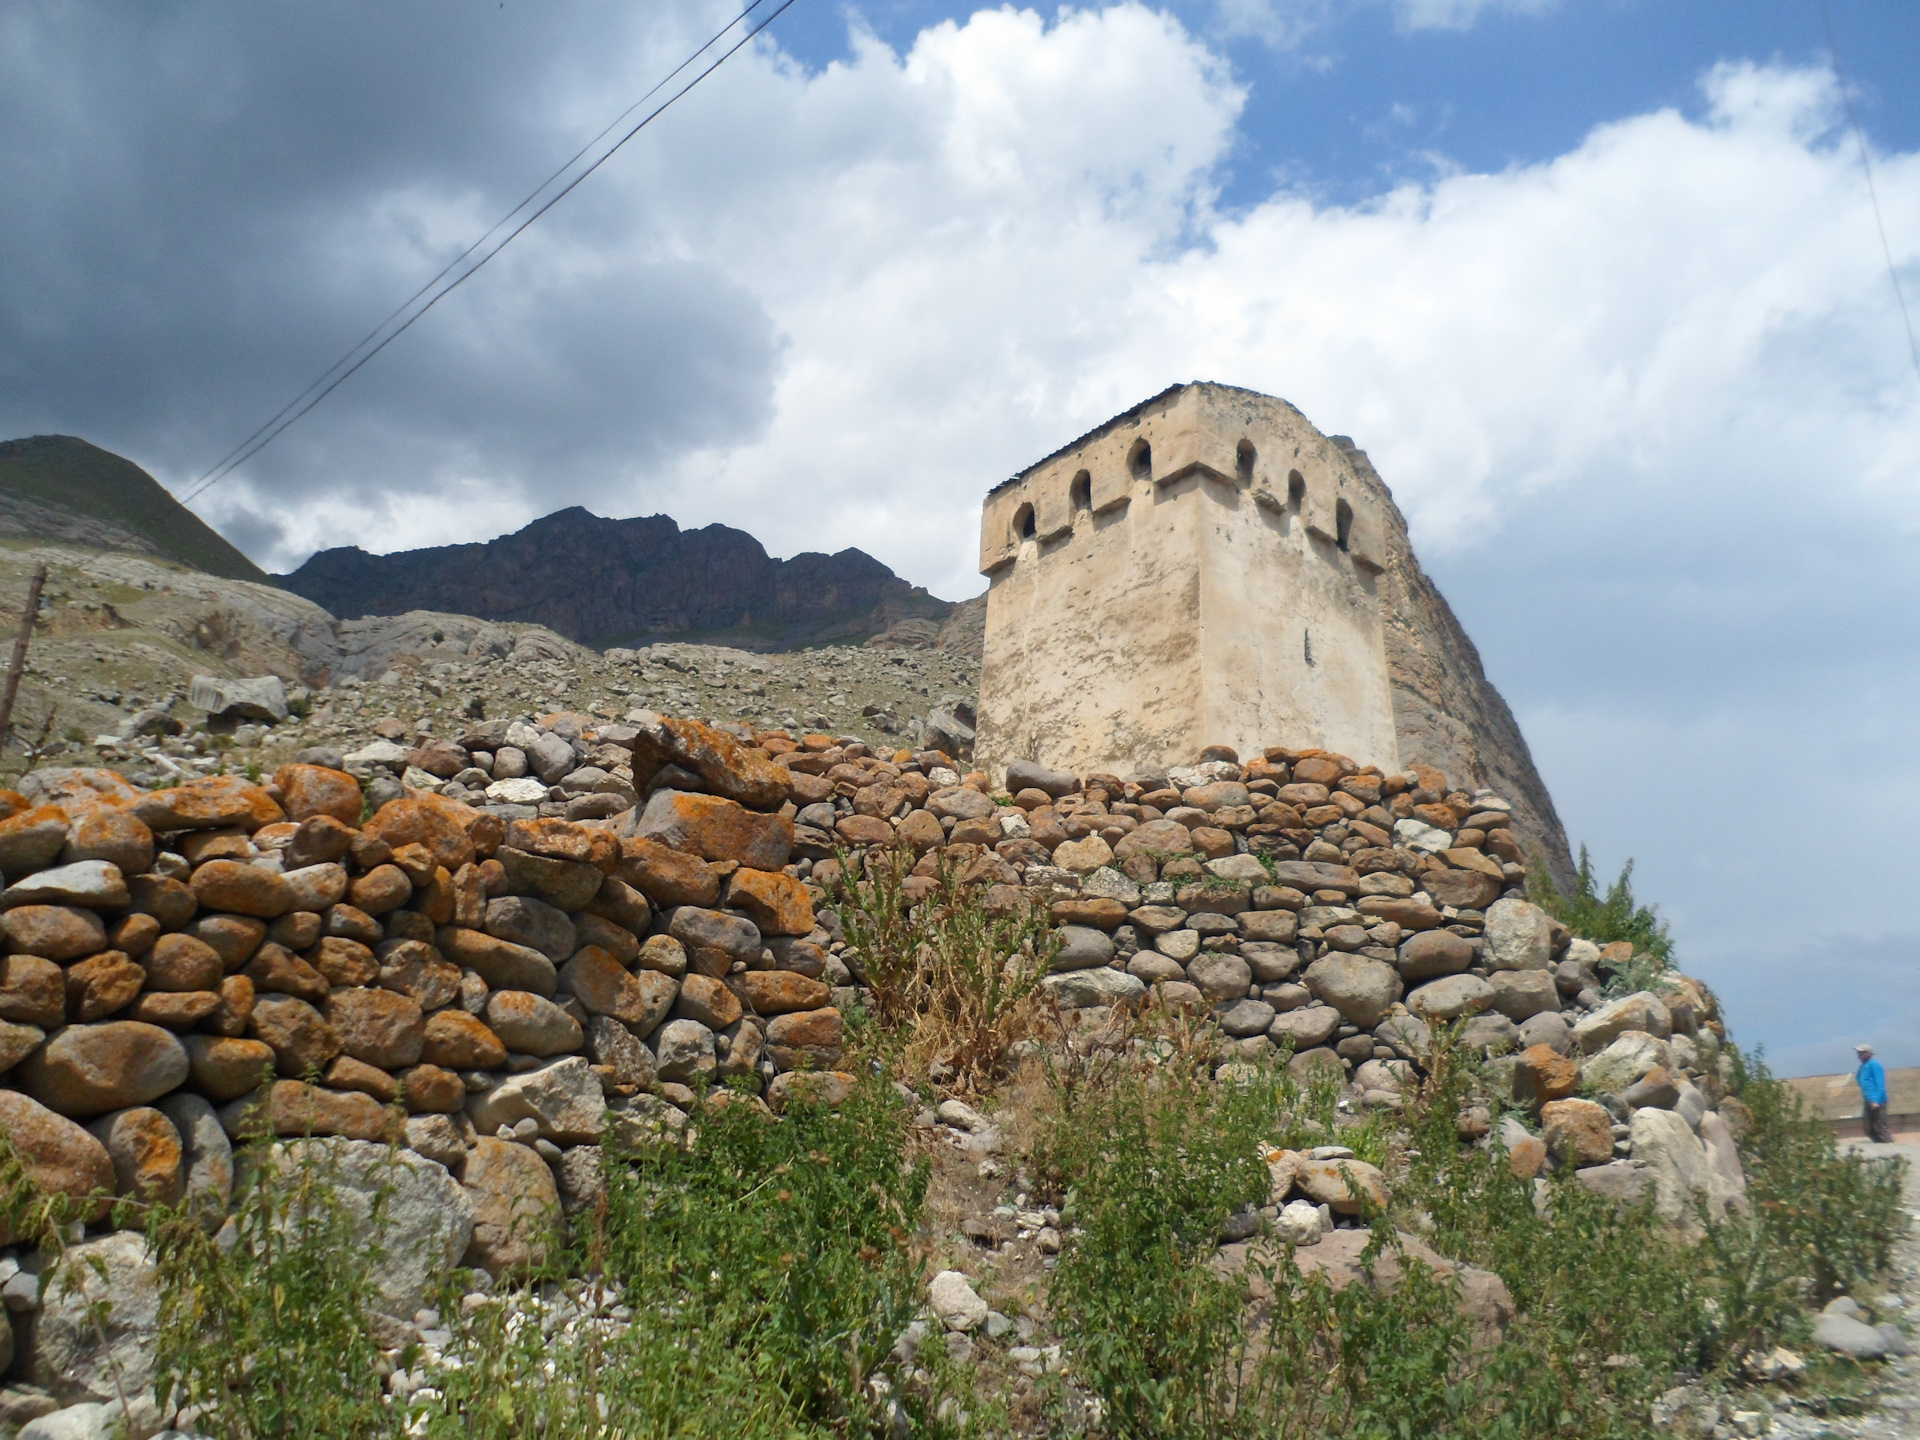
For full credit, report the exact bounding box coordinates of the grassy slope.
[0,435,268,583]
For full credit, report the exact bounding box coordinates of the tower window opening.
[1235,439,1255,483]
[1287,469,1305,507]
[1069,469,1091,512]
[1013,502,1036,541]
[1127,439,1152,481]
[1335,498,1354,551]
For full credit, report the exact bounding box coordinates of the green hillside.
[0,434,268,583]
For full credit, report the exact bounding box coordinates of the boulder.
[635,790,793,870]
[485,991,582,1057]
[1406,974,1493,1023]
[1303,955,1400,1028]
[26,1232,159,1420]
[273,763,365,825]
[1294,1157,1389,1214]
[1541,1098,1613,1167]
[723,869,814,936]
[188,673,288,722]
[325,988,426,1070]
[765,1007,844,1070]
[461,1136,559,1275]
[183,1035,276,1102]
[1041,968,1145,1009]
[3,861,130,911]
[220,1079,397,1142]
[436,928,557,998]
[1511,1045,1579,1107]
[18,1023,189,1118]
[3,906,107,962]
[667,907,762,977]
[561,948,674,1033]
[1629,1108,1713,1225]
[0,1091,114,1233]
[1488,970,1560,1021]
[466,1057,606,1144]
[1395,929,1473,980]
[155,1091,234,1219]
[483,895,576,962]
[929,1270,989,1332]
[652,1018,717,1083]
[1187,952,1253,1004]
[1572,991,1673,1053]
[1268,1005,1341,1049]
[1580,1030,1671,1095]
[85,1106,184,1208]
[1050,925,1116,973]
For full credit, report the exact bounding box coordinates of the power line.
[1818,0,1920,390]
[181,0,799,506]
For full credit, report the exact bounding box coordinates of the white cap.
[1856,1043,1874,1054]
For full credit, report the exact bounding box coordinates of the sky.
[3,0,1918,1076]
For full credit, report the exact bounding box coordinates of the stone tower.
[975,382,1574,884]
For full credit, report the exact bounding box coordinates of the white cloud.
[1391,0,1556,33]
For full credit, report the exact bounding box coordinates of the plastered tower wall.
[976,382,1575,887]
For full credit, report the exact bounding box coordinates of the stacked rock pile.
[775,740,1750,1234]
[0,711,853,1289]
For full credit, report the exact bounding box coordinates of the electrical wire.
[1818,0,1920,390]
[181,0,798,505]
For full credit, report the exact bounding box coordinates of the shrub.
[834,845,1057,1090]
[1530,847,1674,973]
[150,1142,401,1440]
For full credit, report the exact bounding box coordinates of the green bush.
[151,1143,401,1440]
[1530,847,1674,977]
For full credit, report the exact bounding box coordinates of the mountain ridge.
[277,504,959,652]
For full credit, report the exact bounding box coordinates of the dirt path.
[1767,1142,1920,1438]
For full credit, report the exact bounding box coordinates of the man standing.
[1856,1044,1892,1143]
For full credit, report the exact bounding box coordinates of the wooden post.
[0,563,48,750]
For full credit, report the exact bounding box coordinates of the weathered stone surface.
[146,931,223,992]
[1187,952,1253,1003]
[1403,974,1492,1023]
[1572,991,1672,1053]
[1628,1107,1714,1226]
[274,763,366,825]
[0,954,65,1029]
[86,1106,184,1208]
[585,1013,656,1090]
[1511,1044,1579,1107]
[127,873,195,929]
[326,988,426,1070]
[26,1231,159,1413]
[652,1018,716,1082]
[1269,1005,1341,1048]
[724,868,814,936]
[561,947,662,1030]
[486,990,582,1056]
[668,906,762,978]
[733,970,833,1015]
[765,1006,845,1069]
[484,894,576,961]
[1303,954,1400,1028]
[497,846,603,911]
[0,1091,114,1233]
[349,863,412,914]
[766,1069,857,1112]
[628,713,789,810]
[636,790,793,870]
[3,905,107,961]
[183,1035,276,1101]
[1112,819,1195,860]
[467,1056,606,1144]
[437,927,557,998]
[1541,1098,1613,1167]
[1581,1030,1671,1095]
[220,1079,396,1141]
[461,1136,560,1274]
[1295,1157,1389,1214]
[249,994,344,1076]
[1488,969,1560,1021]
[4,860,130,910]
[190,914,267,970]
[267,1138,474,1314]
[0,805,75,874]
[363,794,478,871]
[1483,898,1551,971]
[423,1010,508,1070]
[930,1269,990,1331]
[155,1091,233,1218]
[1422,869,1501,911]
[1041,967,1145,1008]
[64,952,143,1022]
[1697,1110,1748,1218]
[280,862,349,911]
[1396,929,1474,980]
[189,859,294,919]
[18,1022,188,1118]
[375,940,462,1010]
[618,836,721,909]
[674,973,744,1032]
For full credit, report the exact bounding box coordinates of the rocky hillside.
[279,508,964,652]
[0,437,269,583]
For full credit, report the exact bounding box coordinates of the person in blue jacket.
[1856,1044,1891,1143]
